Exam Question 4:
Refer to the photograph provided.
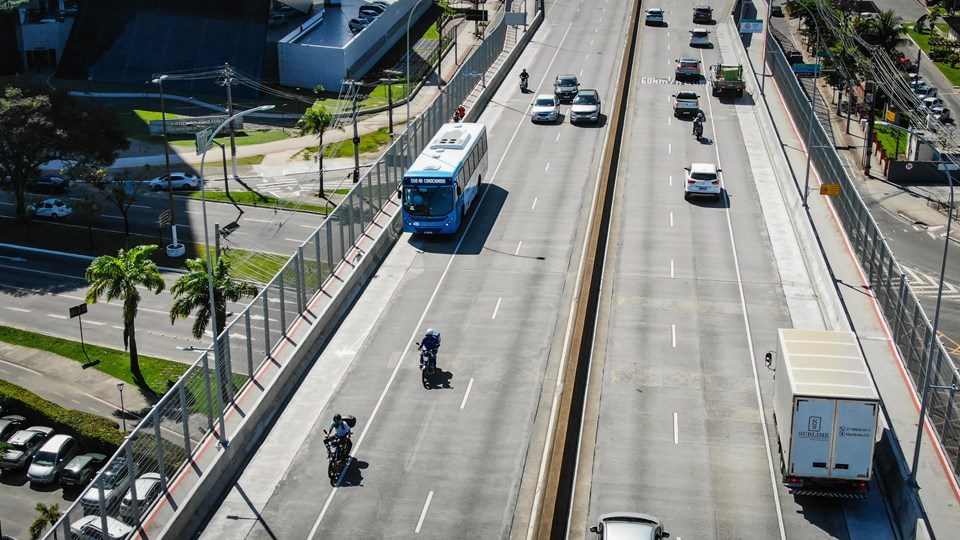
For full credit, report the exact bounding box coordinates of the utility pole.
[863,80,877,175]
[345,80,362,183]
[220,64,238,198]
[383,69,402,139]
[151,74,182,257]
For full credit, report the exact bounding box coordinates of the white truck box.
[773,329,880,497]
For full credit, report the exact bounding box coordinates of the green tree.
[169,257,258,340]
[29,502,61,540]
[88,168,146,248]
[0,83,127,221]
[864,11,908,56]
[297,100,335,199]
[73,192,105,251]
[85,245,165,387]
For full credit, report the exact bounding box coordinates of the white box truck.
[773,329,880,498]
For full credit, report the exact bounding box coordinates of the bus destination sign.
[406,177,449,185]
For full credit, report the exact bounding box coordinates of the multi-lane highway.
[195,1,895,538]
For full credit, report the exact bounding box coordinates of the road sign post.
[69,303,96,366]
[820,183,841,196]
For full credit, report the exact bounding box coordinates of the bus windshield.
[403,185,454,217]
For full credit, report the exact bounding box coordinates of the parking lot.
[1,452,80,540]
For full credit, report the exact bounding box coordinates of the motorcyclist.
[419,329,440,353]
[324,413,352,456]
[520,69,530,90]
[693,113,704,137]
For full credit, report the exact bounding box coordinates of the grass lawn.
[182,190,333,214]
[218,248,291,284]
[424,22,440,39]
[317,127,393,158]
[111,109,184,141]
[201,154,266,169]
[362,82,410,108]
[904,23,960,86]
[170,129,292,148]
[874,124,910,159]
[0,324,186,394]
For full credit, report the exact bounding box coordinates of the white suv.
[683,163,722,201]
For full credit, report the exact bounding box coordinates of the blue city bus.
[401,122,489,234]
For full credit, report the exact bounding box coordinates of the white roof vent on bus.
[431,128,471,149]
[424,164,441,170]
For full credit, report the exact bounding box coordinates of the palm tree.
[867,10,908,56]
[30,502,61,540]
[86,245,165,387]
[297,100,335,199]
[169,257,258,340]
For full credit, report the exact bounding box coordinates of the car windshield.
[573,94,598,105]
[557,77,577,86]
[693,30,708,36]
[33,451,56,466]
[536,98,555,106]
[676,92,698,100]
[681,60,699,67]
[691,172,717,180]
[403,185,454,217]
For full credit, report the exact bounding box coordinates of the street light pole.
[199,104,274,446]
[150,75,183,257]
[793,4,823,208]
[909,167,955,486]
[116,382,126,432]
[407,0,433,163]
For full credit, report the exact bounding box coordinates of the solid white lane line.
[5,307,30,313]
[545,162,550,172]
[674,412,679,444]
[700,47,786,538]
[460,378,475,410]
[671,324,676,348]
[532,197,538,210]
[309,23,577,537]
[669,212,674,227]
[670,260,675,278]
[492,297,502,320]
[415,491,434,533]
[515,241,523,256]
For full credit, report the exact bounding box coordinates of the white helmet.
[426,328,439,336]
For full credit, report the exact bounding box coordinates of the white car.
[590,512,670,539]
[119,472,166,519]
[29,198,72,219]
[689,28,710,47]
[70,515,134,540]
[80,457,132,512]
[531,95,560,123]
[149,172,200,191]
[645,8,664,25]
[923,96,944,110]
[684,162,722,201]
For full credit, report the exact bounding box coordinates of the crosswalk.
[900,264,960,301]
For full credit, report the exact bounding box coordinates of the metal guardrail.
[43,16,510,540]
[764,27,960,484]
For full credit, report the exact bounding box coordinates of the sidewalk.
[55,6,503,173]
[741,3,960,535]
[0,341,152,421]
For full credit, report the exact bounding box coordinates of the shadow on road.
[410,183,508,256]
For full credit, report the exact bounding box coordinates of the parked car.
[60,453,106,490]
[684,162,722,201]
[28,198,72,219]
[645,8,664,25]
[785,50,803,65]
[0,415,26,441]
[70,515,134,540]
[923,96,944,110]
[28,175,70,193]
[80,457,132,512]
[931,106,954,124]
[689,28,710,47]
[27,434,78,484]
[589,512,670,539]
[119,472,166,519]
[771,2,784,16]
[554,74,580,101]
[675,58,702,80]
[148,172,200,191]
[0,426,53,470]
[349,17,369,33]
[530,95,560,123]
[570,89,601,124]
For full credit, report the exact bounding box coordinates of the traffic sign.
[739,19,763,33]
[820,183,841,196]
[69,303,87,318]
[463,9,488,21]
[791,63,821,74]
[158,210,172,227]
[195,127,213,156]
[886,109,897,122]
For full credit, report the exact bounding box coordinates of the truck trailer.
[773,329,880,498]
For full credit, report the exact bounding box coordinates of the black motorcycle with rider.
[324,413,356,482]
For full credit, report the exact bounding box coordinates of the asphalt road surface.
[200,0,630,537]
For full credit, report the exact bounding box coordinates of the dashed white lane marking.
[669,175,673,186]
[460,378,475,410]
[46,313,68,320]
[245,218,273,223]
[84,320,106,326]
[669,212,674,227]
[492,297,502,320]
[531,197,538,210]
[670,260,675,278]
[5,307,30,313]
[545,162,550,172]
[580,69,584,76]
[674,412,679,444]
[515,241,523,256]
[112,325,124,330]
[556,132,561,141]
[671,324,677,348]
[415,491,434,534]
[586,53,590,60]
[283,238,302,243]
[668,143,672,154]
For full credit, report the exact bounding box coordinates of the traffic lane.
[200,0,629,536]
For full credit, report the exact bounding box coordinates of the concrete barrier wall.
[874,429,925,539]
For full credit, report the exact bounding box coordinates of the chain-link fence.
[763,28,960,484]
[44,13,514,540]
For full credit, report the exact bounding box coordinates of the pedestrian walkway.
[0,341,151,421]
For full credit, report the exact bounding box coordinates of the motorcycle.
[520,77,529,92]
[417,342,438,376]
[694,121,704,139]
[323,415,356,482]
